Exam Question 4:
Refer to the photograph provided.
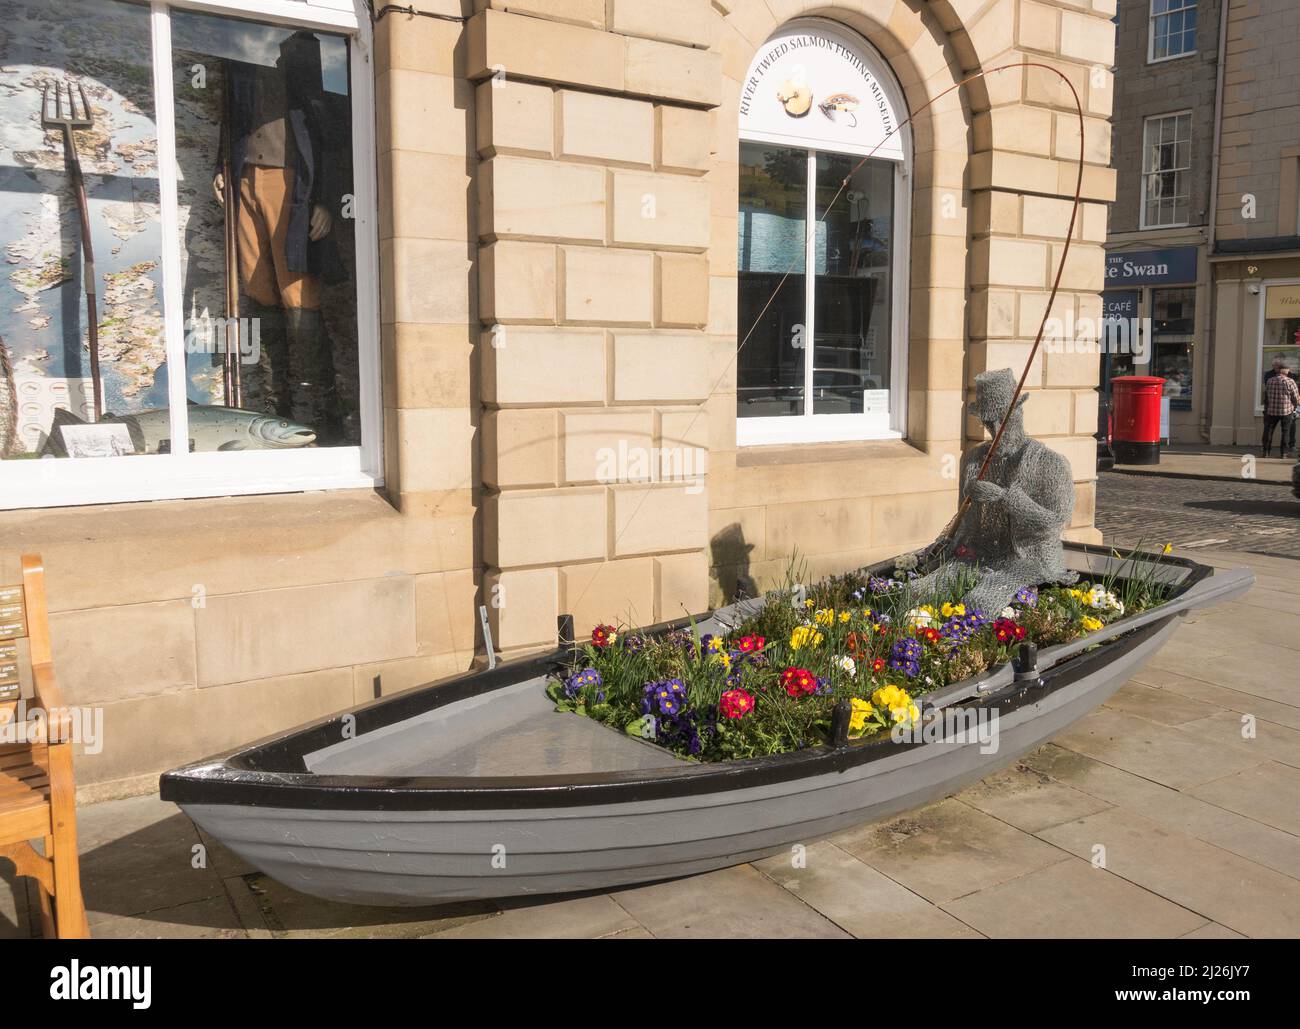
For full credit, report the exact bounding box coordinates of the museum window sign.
[0,0,380,510]
[736,19,911,447]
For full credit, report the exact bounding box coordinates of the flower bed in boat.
[548,547,1176,761]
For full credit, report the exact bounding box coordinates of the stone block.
[482,327,607,405]
[480,241,557,323]
[624,37,722,107]
[195,577,418,686]
[562,246,655,325]
[483,408,559,487]
[475,79,555,157]
[612,485,707,556]
[484,566,560,650]
[50,601,195,707]
[611,170,710,248]
[559,558,656,631]
[657,105,711,173]
[613,332,712,401]
[657,253,710,327]
[479,156,606,243]
[487,487,608,566]
[562,408,656,484]
[467,9,626,92]
[655,550,709,621]
[559,90,655,166]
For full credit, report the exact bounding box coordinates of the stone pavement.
[1114,444,1294,484]
[3,522,1298,938]
[1096,470,1300,559]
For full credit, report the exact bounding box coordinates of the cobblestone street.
[1097,470,1300,559]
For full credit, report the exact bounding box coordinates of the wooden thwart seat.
[0,555,88,939]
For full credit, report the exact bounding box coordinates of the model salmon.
[819,93,860,127]
[43,404,316,455]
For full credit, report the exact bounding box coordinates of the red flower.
[735,635,766,653]
[871,658,886,674]
[956,544,973,558]
[719,688,755,719]
[919,627,941,644]
[780,667,817,697]
[992,618,1024,644]
[591,624,617,648]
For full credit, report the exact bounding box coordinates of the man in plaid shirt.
[1262,363,1299,458]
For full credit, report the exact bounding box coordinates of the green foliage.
[551,545,1170,763]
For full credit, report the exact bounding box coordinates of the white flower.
[837,656,857,678]
[895,553,919,572]
[999,606,1017,619]
[1086,586,1125,615]
[905,607,933,628]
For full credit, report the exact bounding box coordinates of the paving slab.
[1129,667,1300,732]
[1036,807,1300,938]
[1176,711,1300,771]
[1022,744,1300,881]
[1180,922,1247,939]
[238,873,497,940]
[90,893,245,940]
[0,872,30,939]
[424,894,642,939]
[1189,762,1300,836]
[1050,708,1264,791]
[754,841,982,939]
[78,793,226,925]
[941,857,1207,939]
[1101,682,1220,727]
[611,864,850,939]
[956,763,1113,833]
[1148,640,1300,705]
[833,798,1071,905]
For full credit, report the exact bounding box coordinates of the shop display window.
[0,0,378,509]
[1150,286,1194,410]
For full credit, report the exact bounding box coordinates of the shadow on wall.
[710,523,758,603]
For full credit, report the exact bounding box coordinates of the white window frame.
[1148,0,1198,64]
[736,21,911,448]
[1254,278,1300,416]
[1140,111,1193,230]
[2,0,382,511]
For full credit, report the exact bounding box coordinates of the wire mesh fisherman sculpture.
[912,368,1076,616]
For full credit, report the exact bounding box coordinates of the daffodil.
[940,601,965,618]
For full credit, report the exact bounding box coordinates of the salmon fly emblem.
[819,93,860,127]
[775,77,813,117]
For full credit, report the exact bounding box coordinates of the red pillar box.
[1110,376,1165,465]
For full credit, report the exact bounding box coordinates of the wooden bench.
[0,555,88,939]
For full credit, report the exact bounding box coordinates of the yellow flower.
[1068,588,1085,600]
[940,602,966,618]
[838,611,851,624]
[872,685,919,725]
[814,608,835,626]
[1162,543,1173,555]
[790,625,824,651]
[711,650,732,670]
[1081,615,1103,632]
[848,697,873,732]
[804,599,814,608]
[707,636,724,652]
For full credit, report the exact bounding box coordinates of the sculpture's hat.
[970,368,1027,424]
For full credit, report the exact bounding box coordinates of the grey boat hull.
[162,547,1252,907]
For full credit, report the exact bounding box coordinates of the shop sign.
[1105,247,1198,286]
[1264,283,1300,320]
[738,21,906,161]
[1102,291,1140,320]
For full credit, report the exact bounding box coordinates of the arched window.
[736,19,910,445]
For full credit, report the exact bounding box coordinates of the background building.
[0,0,1117,796]
[1108,0,1300,446]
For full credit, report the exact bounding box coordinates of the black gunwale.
[160,545,1207,812]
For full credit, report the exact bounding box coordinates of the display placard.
[0,585,26,641]
[738,21,906,161]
